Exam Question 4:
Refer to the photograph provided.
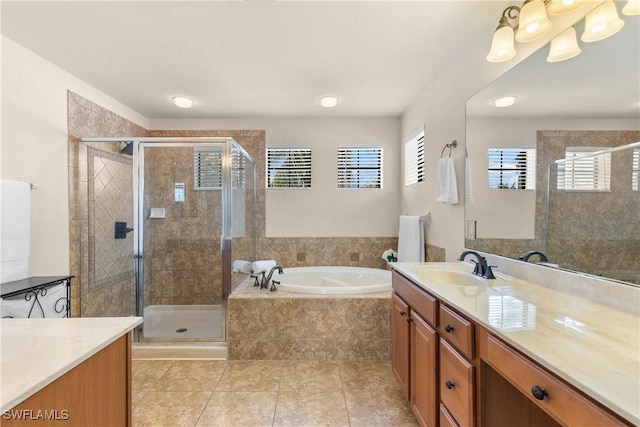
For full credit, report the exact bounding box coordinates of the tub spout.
[261,266,284,289]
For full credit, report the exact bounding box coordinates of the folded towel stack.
[252,260,277,273]
[232,260,253,274]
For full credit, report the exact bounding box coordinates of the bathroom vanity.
[390,262,638,427]
[1,317,142,426]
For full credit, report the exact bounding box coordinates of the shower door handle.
[115,221,134,239]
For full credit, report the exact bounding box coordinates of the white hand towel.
[1,181,31,284]
[232,260,253,274]
[436,157,459,204]
[465,157,473,203]
[252,260,277,273]
[397,216,425,262]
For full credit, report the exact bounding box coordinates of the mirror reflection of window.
[632,148,639,191]
[557,147,611,192]
[487,148,536,190]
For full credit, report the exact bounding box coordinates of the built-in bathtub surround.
[228,278,391,360]
[68,91,146,317]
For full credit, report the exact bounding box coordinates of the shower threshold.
[132,342,227,360]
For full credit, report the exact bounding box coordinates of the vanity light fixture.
[546,26,582,62]
[515,0,553,43]
[319,96,339,108]
[494,96,518,108]
[171,96,194,109]
[582,0,625,42]
[622,0,640,15]
[487,0,628,63]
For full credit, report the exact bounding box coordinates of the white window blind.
[487,148,536,190]
[633,148,639,191]
[193,148,245,190]
[338,147,382,189]
[405,126,425,186]
[267,148,312,188]
[557,147,611,192]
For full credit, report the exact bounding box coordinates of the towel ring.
[440,140,458,158]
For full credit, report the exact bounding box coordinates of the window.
[405,126,425,186]
[633,148,639,191]
[267,148,312,188]
[337,147,382,189]
[487,148,536,190]
[557,147,611,191]
[193,148,245,190]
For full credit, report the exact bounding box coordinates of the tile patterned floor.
[133,360,419,427]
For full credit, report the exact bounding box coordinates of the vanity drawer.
[439,304,474,359]
[440,339,474,427]
[439,404,459,427]
[392,271,437,326]
[485,334,624,427]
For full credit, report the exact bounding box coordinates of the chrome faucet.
[261,265,283,289]
[458,250,496,279]
[519,250,548,263]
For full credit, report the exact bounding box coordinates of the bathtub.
[270,266,391,294]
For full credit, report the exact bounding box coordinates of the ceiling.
[1,1,504,119]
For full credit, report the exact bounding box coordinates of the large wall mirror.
[465,5,639,286]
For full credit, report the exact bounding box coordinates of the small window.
[193,148,245,190]
[405,126,425,186]
[633,148,639,191]
[557,147,611,192]
[267,148,312,188]
[337,147,382,189]
[487,148,536,190]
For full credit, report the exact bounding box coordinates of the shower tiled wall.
[143,147,222,306]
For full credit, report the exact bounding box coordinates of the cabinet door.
[411,312,438,427]
[392,292,410,399]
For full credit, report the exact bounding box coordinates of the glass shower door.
[137,142,227,342]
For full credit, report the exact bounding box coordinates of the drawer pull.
[444,324,455,333]
[531,385,548,400]
[399,311,406,316]
[445,380,455,390]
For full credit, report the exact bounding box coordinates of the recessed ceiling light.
[319,96,339,108]
[172,96,194,109]
[493,96,518,108]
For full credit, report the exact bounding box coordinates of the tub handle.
[270,281,280,292]
[250,275,260,287]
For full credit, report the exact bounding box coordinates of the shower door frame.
[133,137,253,343]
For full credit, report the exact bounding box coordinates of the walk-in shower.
[77,137,256,344]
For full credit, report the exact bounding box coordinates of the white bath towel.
[465,157,473,203]
[1,181,31,284]
[436,157,459,204]
[252,260,277,273]
[232,260,253,274]
[397,216,424,262]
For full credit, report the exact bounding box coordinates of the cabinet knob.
[406,317,413,323]
[531,385,548,400]
[444,324,455,333]
[445,380,455,390]
[399,311,406,316]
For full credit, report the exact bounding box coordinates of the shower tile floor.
[132,359,418,427]
[142,305,223,339]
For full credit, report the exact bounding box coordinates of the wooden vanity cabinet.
[391,269,631,427]
[392,272,438,427]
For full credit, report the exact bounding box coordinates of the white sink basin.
[413,264,487,286]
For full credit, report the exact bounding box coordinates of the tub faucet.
[261,266,283,289]
[519,251,548,263]
[458,250,496,279]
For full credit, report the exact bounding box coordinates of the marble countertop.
[0,317,142,412]
[391,262,640,425]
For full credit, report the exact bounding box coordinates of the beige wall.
[150,117,401,238]
[1,36,147,277]
[399,2,604,261]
